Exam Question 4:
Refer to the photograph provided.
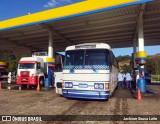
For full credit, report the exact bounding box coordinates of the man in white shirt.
[122,73,126,88]
[117,72,124,89]
[125,72,132,89]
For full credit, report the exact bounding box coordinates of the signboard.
[32,51,48,57]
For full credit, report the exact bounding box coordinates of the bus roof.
[65,43,111,51]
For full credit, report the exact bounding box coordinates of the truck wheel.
[20,84,28,90]
[40,78,44,87]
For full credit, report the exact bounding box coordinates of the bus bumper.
[62,89,110,100]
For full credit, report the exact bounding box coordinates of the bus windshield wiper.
[91,65,96,72]
[70,64,78,71]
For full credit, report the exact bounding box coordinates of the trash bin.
[45,78,49,88]
[137,79,146,92]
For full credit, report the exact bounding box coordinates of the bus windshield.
[85,49,109,65]
[64,49,109,66]
[18,63,35,69]
[65,50,84,66]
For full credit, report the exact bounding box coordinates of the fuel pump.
[48,64,54,87]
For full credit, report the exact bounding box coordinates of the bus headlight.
[99,84,104,89]
[94,84,98,89]
[65,83,69,88]
[69,83,73,88]
[65,82,73,88]
[94,83,104,89]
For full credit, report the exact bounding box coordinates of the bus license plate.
[79,84,88,88]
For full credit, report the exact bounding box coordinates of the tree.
[146,57,157,75]
[2,55,24,72]
[116,55,131,62]
[121,64,131,73]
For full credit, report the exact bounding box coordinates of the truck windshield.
[18,63,35,69]
[64,49,109,66]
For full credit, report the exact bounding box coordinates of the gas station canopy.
[0,0,160,55]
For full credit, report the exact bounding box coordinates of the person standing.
[125,72,132,89]
[122,72,126,89]
[117,72,124,89]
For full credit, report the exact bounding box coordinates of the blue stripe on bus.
[62,89,110,100]
[73,85,94,87]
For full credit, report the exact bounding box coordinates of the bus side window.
[110,51,118,68]
[109,51,113,66]
[55,55,63,71]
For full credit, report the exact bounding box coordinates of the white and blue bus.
[61,43,118,100]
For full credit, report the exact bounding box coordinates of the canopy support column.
[48,30,53,58]
[138,16,144,52]
[0,52,3,61]
[131,40,138,90]
[136,12,147,92]
[0,53,3,61]
[133,40,137,69]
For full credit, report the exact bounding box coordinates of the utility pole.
[157,61,159,82]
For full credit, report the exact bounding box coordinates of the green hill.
[116,54,160,75]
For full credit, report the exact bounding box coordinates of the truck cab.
[17,57,45,87]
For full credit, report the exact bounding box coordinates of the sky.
[112,46,160,57]
[0,0,160,57]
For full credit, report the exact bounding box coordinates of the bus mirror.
[109,66,112,70]
[55,55,62,64]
